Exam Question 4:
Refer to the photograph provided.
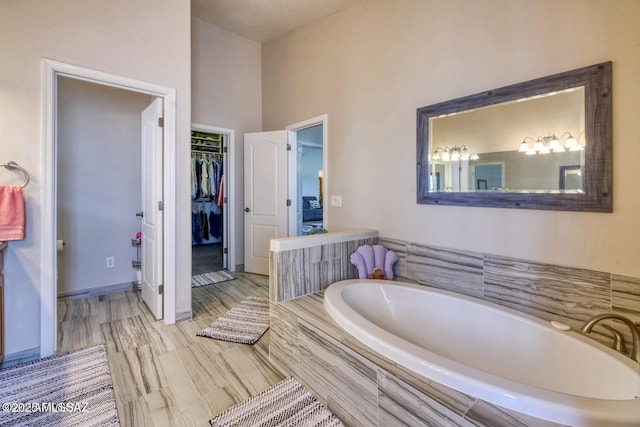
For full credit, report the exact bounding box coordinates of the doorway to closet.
[191,127,231,276]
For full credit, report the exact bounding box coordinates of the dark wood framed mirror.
[416,62,611,212]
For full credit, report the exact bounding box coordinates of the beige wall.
[191,18,263,265]
[262,0,640,276]
[0,0,191,355]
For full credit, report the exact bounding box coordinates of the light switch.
[330,195,342,207]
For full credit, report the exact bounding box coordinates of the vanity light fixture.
[432,145,479,162]
[556,131,583,151]
[519,136,541,155]
[518,132,583,155]
[518,139,530,153]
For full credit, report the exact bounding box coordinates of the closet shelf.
[191,146,222,154]
[191,134,221,142]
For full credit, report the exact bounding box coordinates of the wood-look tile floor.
[57,272,285,427]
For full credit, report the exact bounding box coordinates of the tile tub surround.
[381,238,640,338]
[269,235,640,425]
[269,295,564,427]
[269,229,378,303]
[271,231,640,335]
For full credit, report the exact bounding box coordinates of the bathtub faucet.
[580,313,640,364]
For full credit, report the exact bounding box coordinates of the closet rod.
[0,161,30,188]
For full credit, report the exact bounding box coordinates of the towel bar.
[0,161,29,188]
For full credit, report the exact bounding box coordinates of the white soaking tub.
[324,279,640,426]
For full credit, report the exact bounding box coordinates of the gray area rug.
[0,344,120,427]
[192,270,236,288]
[210,377,344,427]
[197,296,269,344]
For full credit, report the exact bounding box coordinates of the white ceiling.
[191,0,361,43]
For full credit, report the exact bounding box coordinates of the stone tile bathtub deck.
[269,292,564,427]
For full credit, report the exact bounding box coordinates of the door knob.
[136,211,144,218]
[244,207,251,212]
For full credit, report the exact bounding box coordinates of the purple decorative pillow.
[350,244,399,280]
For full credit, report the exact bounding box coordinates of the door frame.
[41,59,177,357]
[286,114,328,236]
[191,123,236,272]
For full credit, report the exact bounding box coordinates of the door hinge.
[223,145,227,153]
[158,117,164,127]
[286,144,292,151]
[286,199,291,206]
[158,201,164,211]
[158,284,164,295]
[223,248,228,254]
[223,197,228,204]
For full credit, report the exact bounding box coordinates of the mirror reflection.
[428,87,585,193]
[416,61,611,212]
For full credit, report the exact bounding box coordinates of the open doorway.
[190,124,235,284]
[296,125,324,235]
[56,77,167,327]
[473,162,505,191]
[41,59,178,357]
[56,77,153,305]
[285,114,328,237]
[242,115,327,275]
[191,129,226,275]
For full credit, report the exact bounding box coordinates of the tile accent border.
[381,238,640,333]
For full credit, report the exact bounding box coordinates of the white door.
[244,131,288,275]
[141,98,164,319]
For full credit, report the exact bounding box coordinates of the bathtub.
[324,279,640,426]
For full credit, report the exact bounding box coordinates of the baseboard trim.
[1,346,41,369]
[176,310,192,322]
[57,281,137,300]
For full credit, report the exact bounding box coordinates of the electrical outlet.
[105,256,115,268]
[330,195,342,207]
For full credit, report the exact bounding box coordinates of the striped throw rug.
[0,344,120,427]
[197,296,269,344]
[210,377,344,427]
[192,270,236,288]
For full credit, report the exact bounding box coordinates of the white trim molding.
[41,58,178,357]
